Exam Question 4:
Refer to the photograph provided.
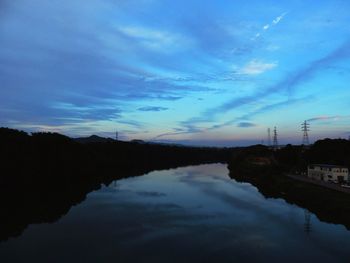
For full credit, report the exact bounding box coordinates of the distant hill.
[74,135,115,144]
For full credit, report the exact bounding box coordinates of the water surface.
[1,163,349,262]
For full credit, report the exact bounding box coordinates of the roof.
[309,164,348,169]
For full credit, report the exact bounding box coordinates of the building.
[307,164,349,183]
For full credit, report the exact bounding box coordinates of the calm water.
[1,163,350,263]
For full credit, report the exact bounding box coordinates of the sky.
[1,0,350,146]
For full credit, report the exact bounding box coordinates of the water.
[1,163,350,262]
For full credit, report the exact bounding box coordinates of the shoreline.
[285,174,350,194]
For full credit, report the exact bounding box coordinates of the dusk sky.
[1,0,350,146]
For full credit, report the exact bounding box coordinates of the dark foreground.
[1,128,350,262]
[228,144,350,230]
[1,164,349,263]
[0,128,230,242]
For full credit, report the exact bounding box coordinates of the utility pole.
[301,121,310,145]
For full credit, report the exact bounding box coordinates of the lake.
[1,163,349,262]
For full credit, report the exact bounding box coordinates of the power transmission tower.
[273,126,278,150]
[116,131,118,141]
[301,121,310,145]
[304,210,312,234]
[267,128,271,147]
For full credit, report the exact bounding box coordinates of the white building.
[307,164,349,183]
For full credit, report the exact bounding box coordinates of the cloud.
[307,115,342,122]
[252,12,287,40]
[206,96,313,131]
[194,39,350,121]
[1,1,349,144]
[119,26,168,40]
[52,102,122,121]
[136,191,166,197]
[157,95,183,101]
[272,12,287,25]
[137,106,169,112]
[117,119,144,128]
[0,0,219,135]
[239,59,278,75]
[174,36,350,131]
[123,93,184,101]
[237,122,257,128]
[152,124,203,141]
[151,131,187,140]
[118,25,191,51]
[237,96,313,120]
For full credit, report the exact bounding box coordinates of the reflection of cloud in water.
[3,164,348,263]
[97,164,314,239]
[176,165,306,234]
[136,191,167,197]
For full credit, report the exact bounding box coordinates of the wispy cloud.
[118,25,191,51]
[238,59,278,75]
[307,115,342,122]
[52,102,122,121]
[237,122,257,128]
[263,24,270,30]
[252,12,288,40]
[1,1,350,144]
[138,106,169,112]
[194,39,350,121]
[272,12,287,25]
[152,124,203,140]
[163,96,313,137]
[206,96,313,131]
[117,119,144,129]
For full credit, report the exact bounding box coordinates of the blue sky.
[1,0,350,146]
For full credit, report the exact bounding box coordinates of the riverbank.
[286,174,350,194]
[0,127,234,242]
[228,167,350,230]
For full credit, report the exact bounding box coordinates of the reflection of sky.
[1,164,349,262]
[1,1,350,146]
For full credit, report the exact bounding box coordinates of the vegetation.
[2,126,350,241]
[0,127,232,242]
[229,168,350,230]
[229,139,350,175]
[228,140,350,229]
